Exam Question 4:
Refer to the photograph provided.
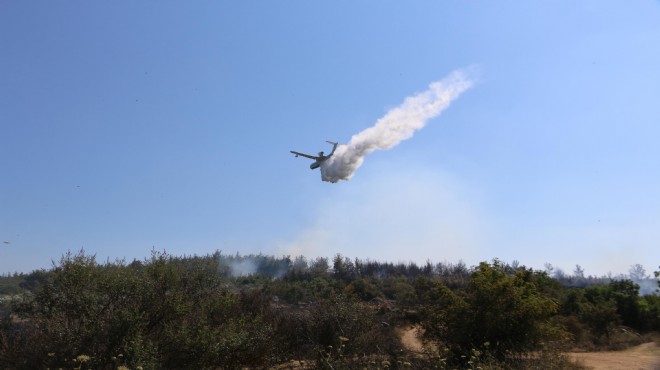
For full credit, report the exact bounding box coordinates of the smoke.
[320,68,476,183]
[226,259,258,277]
[636,279,658,296]
[281,166,488,265]
[216,253,290,278]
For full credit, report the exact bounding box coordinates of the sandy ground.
[398,325,424,353]
[568,342,660,370]
[399,326,660,369]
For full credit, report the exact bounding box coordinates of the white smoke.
[227,259,258,277]
[320,69,475,183]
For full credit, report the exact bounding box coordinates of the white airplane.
[290,141,338,170]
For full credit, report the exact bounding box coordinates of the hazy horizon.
[2,1,660,277]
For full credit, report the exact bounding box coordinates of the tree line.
[0,250,658,369]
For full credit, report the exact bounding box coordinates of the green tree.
[580,300,620,344]
[421,260,565,362]
[608,279,642,329]
[344,278,380,301]
[639,294,660,331]
[2,250,276,369]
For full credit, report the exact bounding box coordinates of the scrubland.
[0,251,658,369]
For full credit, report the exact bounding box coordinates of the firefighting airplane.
[290,141,338,170]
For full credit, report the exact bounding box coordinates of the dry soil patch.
[398,325,424,353]
[568,342,660,370]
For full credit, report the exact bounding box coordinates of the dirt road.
[398,326,660,369]
[568,342,660,370]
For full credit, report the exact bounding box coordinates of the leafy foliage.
[419,260,565,363]
[1,251,274,369]
[0,252,658,368]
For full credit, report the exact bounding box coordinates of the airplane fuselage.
[291,141,338,171]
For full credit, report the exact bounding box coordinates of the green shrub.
[420,260,567,364]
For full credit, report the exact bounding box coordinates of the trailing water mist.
[320,69,475,183]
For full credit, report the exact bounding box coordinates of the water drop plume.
[320,68,475,183]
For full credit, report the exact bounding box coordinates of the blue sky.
[2,1,660,276]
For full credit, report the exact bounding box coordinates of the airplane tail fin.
[326,140,338,156]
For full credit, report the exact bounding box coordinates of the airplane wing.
[290,151,320,160]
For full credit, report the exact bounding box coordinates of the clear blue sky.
[2,1,659,276]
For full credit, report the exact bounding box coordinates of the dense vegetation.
[0,250,658,369]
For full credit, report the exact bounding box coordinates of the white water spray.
[320,69,475,183]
